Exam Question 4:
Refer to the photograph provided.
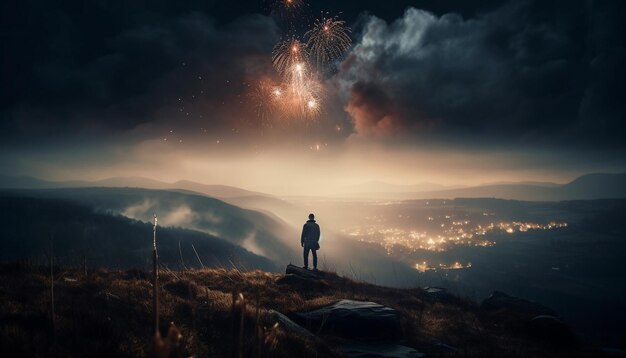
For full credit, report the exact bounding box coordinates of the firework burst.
[272,37,309,77]
[291,75,324,119]
[249,8,350,124]
[303,95,321,119]
[267,0,307,24]
[248,79,283,125]
[305,17,352,68]
[280,0,301,10]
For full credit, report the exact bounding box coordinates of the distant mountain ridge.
[476,180,561,187]
[350,173,626,201]
[0,175,270,199]
[341,181,462,194]
[1,172,625,201]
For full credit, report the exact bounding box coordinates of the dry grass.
[0,263,592,357]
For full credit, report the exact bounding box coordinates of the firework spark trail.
[277,0,302,11]
[269,36,325,120]
[292,81,323,119]
[269,0,304,15]
[248,79,283,125]
[305,17,352,68]
[272,38,308,77]
[287,62,308,98]
[267,0,308,29]
[267,76,323,120]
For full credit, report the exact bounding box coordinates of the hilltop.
[0,263,596,358]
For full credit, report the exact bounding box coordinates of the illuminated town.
[340,214,567,271]
[414,261,473,272]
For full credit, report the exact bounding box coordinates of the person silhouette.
[301,213,321,270]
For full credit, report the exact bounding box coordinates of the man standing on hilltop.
[301,213,321,270]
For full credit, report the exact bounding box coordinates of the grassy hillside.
[0,263,595,358]
[0,196,277,271]
[0,188,298,264]
[0,188,422,288]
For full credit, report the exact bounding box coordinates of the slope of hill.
[0,264,592,358]
[169,180,270,198]
[0,196,276,271]
[223,195,305,224]
[562,173,626,199]
[0,188,298,264]
[0,188,423,288]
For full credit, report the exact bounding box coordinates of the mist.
[3,136,625,198]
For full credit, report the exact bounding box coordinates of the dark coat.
[301,219,321,248]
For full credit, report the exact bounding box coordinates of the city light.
[342,218,567,254]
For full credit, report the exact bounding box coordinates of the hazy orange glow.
[7,137,605,198]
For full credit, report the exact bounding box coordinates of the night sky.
[1,0,625,194]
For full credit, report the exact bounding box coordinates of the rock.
[527,315,579,345]
[267,310,315,339]
[423,286,460,304]
[424,286,446,294]
[285,264,325,279]
[280,265,332,290]
[482,291,556,318]
[294,299,402,339]
[481,292,578,346]
[339,342,425,358]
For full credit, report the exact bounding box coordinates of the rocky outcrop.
[285,264,329,279]
[292,298,425,356]
[527,315,579,345]
[423,286,460,304]
[294,299,402,340]
[482,290,556,318]
[276,264,330,290]
[274,265,424,355]
[482,291,579,347]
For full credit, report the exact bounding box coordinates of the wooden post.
[153,214,159,336]
[50,234,56,343]
[230,291,236,358]
[238,293,245,358]
[254,292,260,358]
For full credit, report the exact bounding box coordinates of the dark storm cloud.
[337,0,626,147]
[1,0,624,151]
[0,0,279,142]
